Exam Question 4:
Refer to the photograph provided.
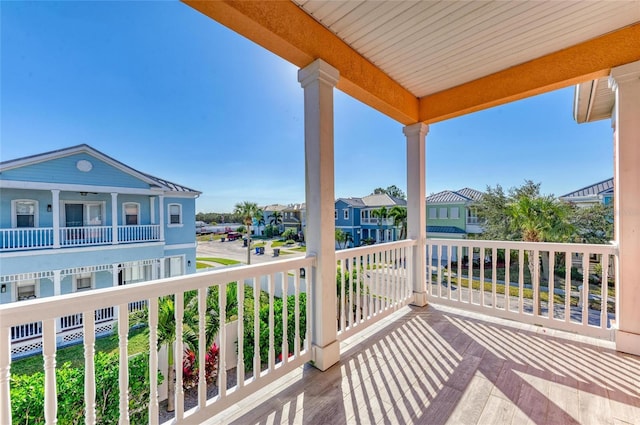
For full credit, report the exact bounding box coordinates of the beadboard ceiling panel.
[294,0,640,97]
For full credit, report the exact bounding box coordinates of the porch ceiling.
[184,0,640,124]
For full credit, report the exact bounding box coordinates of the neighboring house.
[335,193,406,247]
[426,188,484,239]
[559,178,614,207]
[259,204,288,235]
[282,203,306,237]
[0,144,200,356]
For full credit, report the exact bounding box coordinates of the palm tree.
[269,210,283,234]
[371,206,388,242]
[388,206,407,240]
[254,209,265,235]
[234,201,259,264]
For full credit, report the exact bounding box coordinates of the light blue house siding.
[335,194,405,247]
[0,144,200,355]
[335,199,361,246]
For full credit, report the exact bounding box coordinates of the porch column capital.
[402,122,429,139]
[608,60,640,92]
[298,59,339,88]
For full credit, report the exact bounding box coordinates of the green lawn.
[12,326,149,376]
[287,246,307,252]
[196,257,241,266]
[196,261,213,269]
[271,240,286,247]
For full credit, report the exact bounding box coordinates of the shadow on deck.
[205,305,640,425]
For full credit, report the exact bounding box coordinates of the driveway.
[196,238,304,266]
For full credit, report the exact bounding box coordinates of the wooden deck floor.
[204,304,640,425]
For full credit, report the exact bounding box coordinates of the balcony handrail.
[336,238,417,259]
[426,238,618,256]
[0,255,316,327]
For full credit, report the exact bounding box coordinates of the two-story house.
[282,203,306,239]
[335,193,406,247]
[559,177,614,207]
[426,188,484,239]
[0,144,200,356]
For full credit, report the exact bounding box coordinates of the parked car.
[226,231,242,241]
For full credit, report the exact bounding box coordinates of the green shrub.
[285,239,295,245]
[11,352,161,424]
[242,293,306,370]
[282,229,297,241]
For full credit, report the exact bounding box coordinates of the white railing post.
[43,318,57,423]
[299,59,340,371]
[111,193,118,245]
[51,189,60,248]
[404,123,429,306]
[158,195,165,242]
[83,310,96,423]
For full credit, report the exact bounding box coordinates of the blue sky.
[1,2,613,213]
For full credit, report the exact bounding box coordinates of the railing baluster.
[282,271,288,365]
[268,274,275,371]
[253,276,260,379]
[533,248,540,316]
[457,246,462,302]
[426,244,431,296]
[582,252,589,326]
[83,310,96,424]
[43,318,57,424]
[505,248,511,312]
[0,326,10,425]
[117,305,130,424]
[480,247,486,307]
[367,254,373,317]
[339,260,346,332]
[518,248,525,314]
[174,292,184,421]
[237,279,245,387]
[437,244,442,299]
[601,254,610,329]
[549,251,555,320]
[148,297,159,425]
[198,287,206,407]
[306,266,312,353]
[219,283,227,398]
[355,255,361,325]
[492,247,497,309]
[294,272,300,358]
[565,251,572,323]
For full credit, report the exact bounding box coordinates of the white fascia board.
[0,179,162,195]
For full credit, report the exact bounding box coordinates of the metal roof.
[427,188,483,204]
[427,226,466,234]
[560,178,614,199]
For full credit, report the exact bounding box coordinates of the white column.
[111,193,118,245]
[150,197,156,224]
[51,189,60,248]
[404,123,429,306]
[158,195,165,241]
[53,270,61,296]
[610,60,640,355]
[298,59,340,371]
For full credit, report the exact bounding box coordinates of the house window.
[16,279,37,301]
[124,203,139,225]
[75,273,92,291]
[439,208,448,219]
[124,263,152,283]
[13,200,38,228]
[451,207,459,219]
[344,209,349,220]
[428,208,437,219]
[168,204,182,225]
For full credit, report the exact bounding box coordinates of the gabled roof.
[284,203,306,212]
[262,204,289,212]
[337,197,366,208]
[361,193,406,207]
[560,178,614,199]
[427,188,483,204]
[0,144,200,195]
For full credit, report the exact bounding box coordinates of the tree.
[569,203,613,244]
[388,205,407,240]
[254,209,265,235]
[475,184,513,240]
[234,201,259,264]
[335,229,353,249]
[269,210,283,231]
[371,206,388,242]
[372,185,406,200]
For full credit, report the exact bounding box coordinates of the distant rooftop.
[338,193,406,208]
[427,188,483,204]
[560,178,614,199]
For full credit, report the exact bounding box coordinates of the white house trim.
[0,242,164,258]
[164,243,197,250]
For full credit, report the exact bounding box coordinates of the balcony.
[360,218,394,226]
[2,239,636,424]
[0,225,161,252]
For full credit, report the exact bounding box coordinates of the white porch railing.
[11,322,43,342]
[336,240,415,341]
[360,218,394,225]
[425,238,618,339]
[0,255,314,424]
[60,226,112,246]
[0,228,54,250]
[118,225,161,243]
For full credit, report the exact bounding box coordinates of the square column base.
[616,330,640,356]
[311,340,340,371]
[411,291,429,307]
